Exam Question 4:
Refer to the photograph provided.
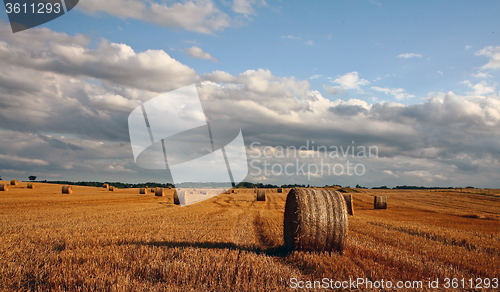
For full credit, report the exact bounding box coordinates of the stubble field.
[0,182,499,291]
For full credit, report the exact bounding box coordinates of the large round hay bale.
[0,184,8,191]
[343,194,354,215]
[374,196,387,209]
[283,188,348,253]
[173,190,180,205]
[151,188,156,193]
[168,186,172,189]
[140,188,147,194]
[10,180,18,186]
[108,186,115,191]
[103,183,109,189]
[27,183,35,189]
[62,185,72,194]
[155,188,164,197]
[277,188,283,193]
[231,189,235,193]
[256,190,266,201]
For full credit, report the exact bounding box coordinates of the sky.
[0,0,499,188]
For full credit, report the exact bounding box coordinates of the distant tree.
[28,176,37,181]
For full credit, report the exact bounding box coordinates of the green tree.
[28,176,37,181]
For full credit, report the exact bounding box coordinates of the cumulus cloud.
[1,24,500,187]
[371,86,415,100]
[397,53,423,59]
[185,46,218,62]
[475,46,500,70]
[78,0,232,34]
[462,80,497,96]
[232,0,267,15]
[327,72,370,94]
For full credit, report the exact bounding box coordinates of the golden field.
[0,182,499,291]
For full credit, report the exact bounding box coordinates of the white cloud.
[472,72,492,78]
[305,40,314,46]
[475,46,500,70]
[371,86,415,100]
[232,0,267,15]
[463,80,496,96]
[309,74,322,79]
[397,53,423,59]
[281,35,301,40]
[329,71,370,94]
[185,46,218,62]
[78,0,232,34]
[438,71,443,75]
[465,45,472,50]
[0,154,49,166]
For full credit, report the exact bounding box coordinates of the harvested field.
[0,182,499,291]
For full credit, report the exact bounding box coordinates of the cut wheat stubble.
[283,188,348,253]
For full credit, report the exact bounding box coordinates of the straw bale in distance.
[0,184,8,191]
[283,188,348,253]
[155,188,164,197]
[109,186,115,191]
[343,194,354,215]
[256,190,266,201]
[140,188,147,194]
[374,196,387,209]
[27,183,35,189]
[103,183,109,189]
[174,190,180,205]
[62,185,72,194]
[10,180,18,186]
[277,188,283,193]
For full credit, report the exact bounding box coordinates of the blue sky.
[0,0,499,187]
[2,0,497,102]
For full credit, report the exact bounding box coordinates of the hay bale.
[0,184,8,191]
[10,180,18,186]
[151,188,156,193]
[109,186,115,191]
[155,188,164,197]
[231,189,235,193]
[277,188,283,193]
[140,188,147,194]
[283,188,348,253]
[173,190,180,205]
[374,196,387,209]
[27,183,35,189]
[256,190,266,201]
[343,194,354,215]
[62,185,72,194]
[103,183,109,189]
[168,186,172,189]
[225,190,230,194]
